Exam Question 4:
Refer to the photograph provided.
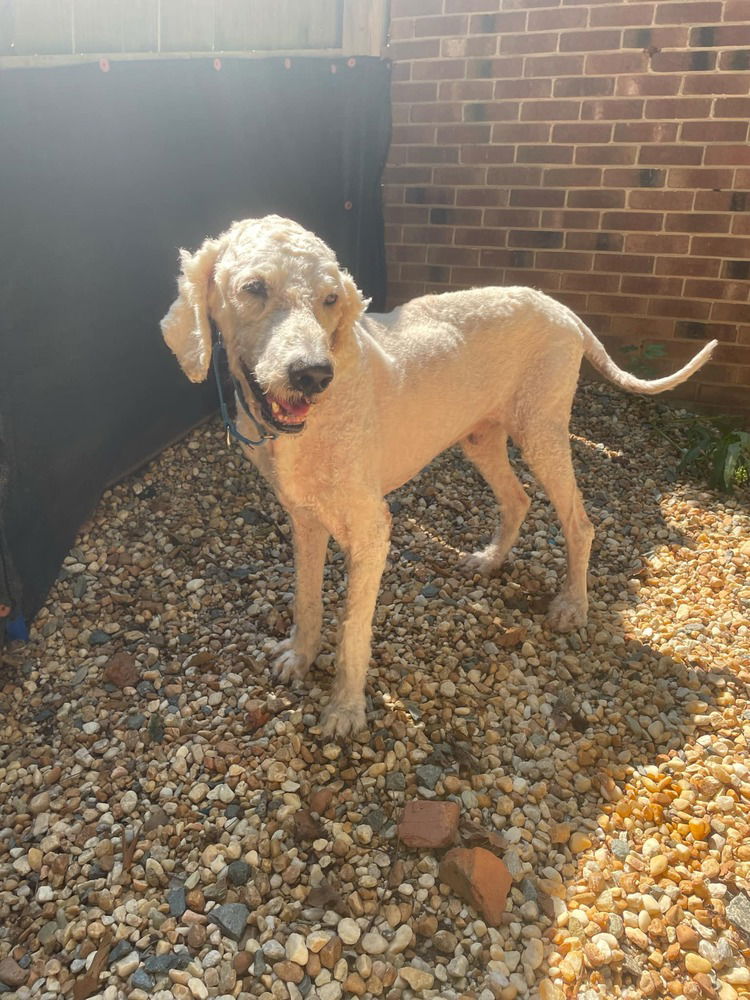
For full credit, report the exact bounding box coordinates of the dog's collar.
[210,321,277,448]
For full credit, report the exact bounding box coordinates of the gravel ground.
[1,383,750,1000]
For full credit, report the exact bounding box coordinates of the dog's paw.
[270,640,312,684]
[458,544,504,577]
[319,699,366,740]
[546,594,587,632]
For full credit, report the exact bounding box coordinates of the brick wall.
[383,0,750,414]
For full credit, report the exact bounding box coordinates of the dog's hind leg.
[459,424,531,574]
[320,498,392,739]
[271,509,329,684]
[518,421,595,632]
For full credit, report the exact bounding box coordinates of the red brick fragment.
[439,847,512,926]
[398,800,460,849]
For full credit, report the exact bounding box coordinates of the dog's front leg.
[270,509,329,684]
[320,501,391,739]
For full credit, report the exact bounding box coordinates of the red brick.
[575,145,637,165]
[499,31,559,55]
[391,81,439,103]
[596,253,655,273]
[616,74,682,97]
[587,293,649,315]
[656,256,721,277]
[492,122,552,142]
[493,77,552,99]
[388,244,428,263]
[629,189,694,210]
[585,51,647,75]
[436,124,492,144]
[440,36,497,59]
[685,278,749,300]
[521,100,582,121]
[523,53,586,77]
[621,275,684,296]
[554,76,615,98]
[665,213,731,234]
[625,233,691,254]
[581,98,645,121]
[567,231,625,251]
[705,145,750,166]
[429,207,483,227]
[613,121,679,142]
[516,144,574,164]
[542,209,601,229]
[561,272,621,293]
[545,166,603,186]
[481,248,538,270]
[690,24,750,46]
[453,227,506,246]
[485,208,542,227]
[644,97,713,119]
[439,847,513,927]
[602,210,664,231]
[412,14,469,38]
[469,10,528,33]
[508,188,566,207]
[568,189,626,209]
[433,166,487,185]
[400,262,452,283]
[467,56,523,79]
[536,250,595,271]
[404,186,456,205]
[406,146,459,164]
[654,2,722,24]
[603,167,666,187]
[528,7,588,30]
[456,187,507,207]
[667,168,735,189]
[647,298,712,319]
[427,246,481,266]
[389,38,441,60]
[398,800,460,849]
[402,225,454,245]
[412,58,467,80]
[465,101,521,121]
[713,98,750,119]
[460,145,516,164]
[681,120,749,142]
[452,265,505,284]
[553,122,612,143]
[438,79,494,101]
[684,74,750,96]
[410,103,463,122]
[509,229,565,249]
[694,190,745,212]
[650,50,716,73]
[487,165,543,186]
[622,26,689,48]
[590,3,657,26]
[560,28,623,51]
[693,236,750,257]
[638,145,704,166]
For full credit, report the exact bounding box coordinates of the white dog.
[161,215,715,738]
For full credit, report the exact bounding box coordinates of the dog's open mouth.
[240,361,310,434]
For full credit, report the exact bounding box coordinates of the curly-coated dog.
[161,215,715,738]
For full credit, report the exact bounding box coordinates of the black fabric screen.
[0,56,391,635]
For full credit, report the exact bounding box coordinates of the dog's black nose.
[288,361,334,396]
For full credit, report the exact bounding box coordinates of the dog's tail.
[579,321,717,396]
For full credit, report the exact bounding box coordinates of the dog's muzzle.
[242,358,333,434]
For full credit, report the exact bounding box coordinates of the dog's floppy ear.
[161,237,222,383]
[335,270,368,340]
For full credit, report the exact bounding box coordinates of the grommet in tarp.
[330,63,337,73]
[284,58,292,69]
[344,201,353,211]
[99,57,110,73]
[0,604,10,617]
[347,57,356,68]
[213,58,222,71]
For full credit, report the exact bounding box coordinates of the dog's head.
[161,215,366,434]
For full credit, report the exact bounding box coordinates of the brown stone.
[397,800,460,849]
[0,958,26,989]
[273,961,304,984]
[103,651,139,688]
[310,786,335,814]
[344,972,368,996]
[319,934,343,969]
[185,889,205,913]
[415,914,438,937]
[306,953,321,978]
[186,923,207,950]
[676,924,700,950]
[233,952,252,976]
[438,847,512,926]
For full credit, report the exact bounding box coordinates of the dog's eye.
[323,292,338,306]
[243,279,267,297]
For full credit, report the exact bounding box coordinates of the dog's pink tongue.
[282,398,311,417]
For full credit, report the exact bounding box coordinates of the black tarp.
[0,55,391,637]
